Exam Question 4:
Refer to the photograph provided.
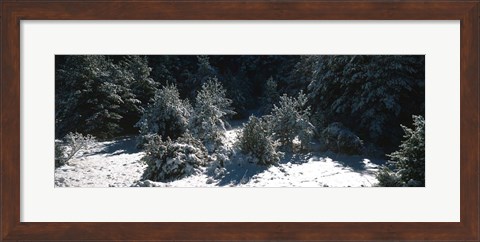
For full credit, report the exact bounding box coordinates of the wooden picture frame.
[1,0,478,241]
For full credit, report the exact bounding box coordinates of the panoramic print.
[54,55,425,187]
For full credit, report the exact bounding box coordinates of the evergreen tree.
[147,55,176,87]
[260,77,280,114]
[389,115,425,186]
[375,166,404,187]
[376,115,425,187]
[136,85,192,147]
[119,55,157,106]
[266,55,302,96]
[185,56,219,99]
[223,69,253,118]
[239,116,283,165]
[190,78,235,151]
[112,58,145,134]
[148,55,197,97]
[270,92,314,150]
[56,55,130,138]
[196,56,218,83]
[290,56,319,85]
[306,55,425,151]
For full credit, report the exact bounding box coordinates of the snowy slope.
[55,137,146,187]
[55,128,384,188]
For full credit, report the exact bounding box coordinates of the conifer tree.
[376,115,425,186]
[260,77,280,114]
[306,55,425,150]
[239,116,283,165]
[148,55,177,87]
[116,56,157,133]
[223,69,253,118]
[120,55,157,106]
[270,92,314,150]
[56,55,131,138]
[136,85,192,146]
[388,115,425,186]
[185,56,219,99]
[190,78,235,151]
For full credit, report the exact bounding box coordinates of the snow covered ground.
[55,137,146,187]
[55,127,385,188]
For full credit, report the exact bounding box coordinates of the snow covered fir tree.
[55,55,425,187]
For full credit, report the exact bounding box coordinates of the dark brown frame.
[1,0,479,241]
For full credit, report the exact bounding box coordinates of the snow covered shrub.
[55,140,67,168]
[142,134,208,182]
[55,132,96,167]
[206,144,234,179]
[270,92,314,150]
[375,166,404,187]
[387,115,425,186]
[239,116,283,166]
[190,78,235,152]
[309,112,327,138]
[322,122,364,155]
[136,85,192,147]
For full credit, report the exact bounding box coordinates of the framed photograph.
[1,0,478,241]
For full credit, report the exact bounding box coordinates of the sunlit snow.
[55,126,385,188]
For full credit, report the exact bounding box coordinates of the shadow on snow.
[85,136,140,157]
[315,151,386,175]
[215,154,270,186]
[214,150,386,186]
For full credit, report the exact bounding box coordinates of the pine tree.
[185,56,219,99]
[388,115,425,186]
[290,56,319,89]
[239,116,283,165]
[260,77,280,114]
[375,115,425,187]
[119,55,157,107]
[375,166,404,187]
[111,59,144,134]
[306,55,425,151]
[270,92,314,150]
[56,55,130,139]
[136,85,192,147]
[148,55,177,87]
[196,56,218,83]
[190,78,235,152]
[223,69,253,118]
